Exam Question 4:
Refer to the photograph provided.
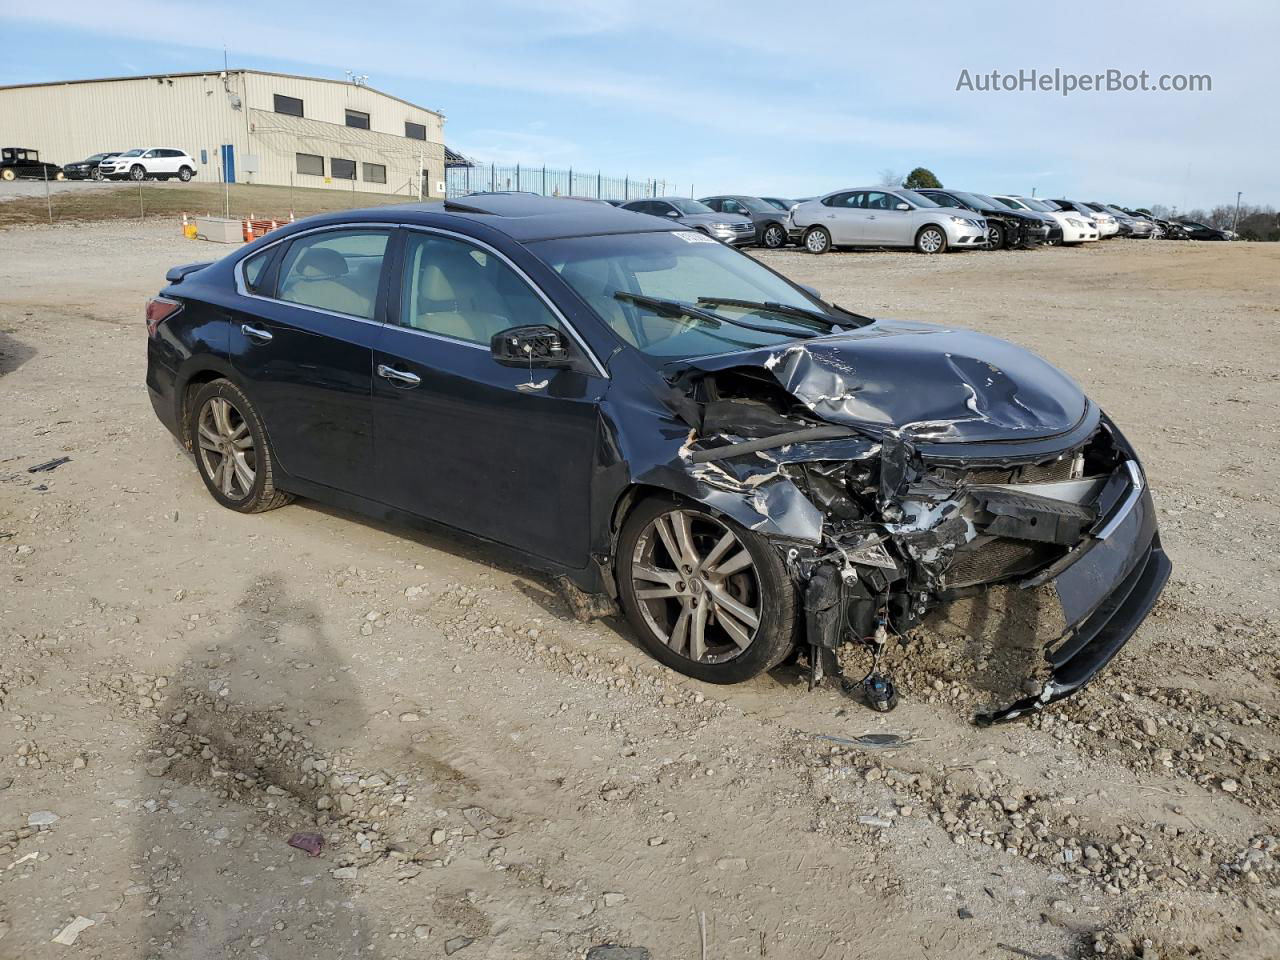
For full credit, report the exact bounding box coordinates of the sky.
[1,0,1276,211]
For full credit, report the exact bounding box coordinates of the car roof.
[299,193,678,243]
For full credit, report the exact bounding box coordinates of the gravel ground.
[1,221,1277,959]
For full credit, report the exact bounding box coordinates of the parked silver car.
[619,197,756,246]
[699,195,793,248]
[788,187,988,254]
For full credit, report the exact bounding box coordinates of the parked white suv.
[99,148,198,182]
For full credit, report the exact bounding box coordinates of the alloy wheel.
[918,228,944,253]
[197,397,257,501]
[630,509,761,664]
[986,224,1002,248]
[763,224,785,248]
[804,228,829,253]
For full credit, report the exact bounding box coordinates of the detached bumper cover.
[978,467,1170,724]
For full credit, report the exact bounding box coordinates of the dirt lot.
[1,221,1277,960]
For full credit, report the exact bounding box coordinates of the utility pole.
[1233,191,1242,232]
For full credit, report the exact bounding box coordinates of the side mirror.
[665,210,680,217]
[491,325,572,368]
[895,202,911,211]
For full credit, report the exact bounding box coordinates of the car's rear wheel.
[54,171,66,181]
[178,166,193,182]
[915,225,948,254]
[130,165,146,181]
[761,222,787,249]
[616,497,797,684]
[802,225,831,254]
[188,379,292,514]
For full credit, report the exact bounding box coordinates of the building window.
[345,109,370,130]
[331,157,356,180]
[274,94,304,117]
[405,121,427,141]
[362,162,387,184]
[296,153,324,177]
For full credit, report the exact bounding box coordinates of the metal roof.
[0,69,444,118]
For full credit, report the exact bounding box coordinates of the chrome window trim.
[232,222,609,379]
[397,224,610,379]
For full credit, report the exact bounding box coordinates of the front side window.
[296,153,324,177]
[331,157,356,180]
[274,94,304,117]
[535,231,847,359]
[362,162,387,184]
[345,109,370,130]
[399,233,559,346]
[276,230,389,320]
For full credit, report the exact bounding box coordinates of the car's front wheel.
[130,164,146,181]
[0,169,14,182]
[616,497,797,684]
[986,222,1005,249]
[92,168,104,181]
[916,225,948,254]
[760,222,787,249]
[188,379,293,514]
[802,225,831,254]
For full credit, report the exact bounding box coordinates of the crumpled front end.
[662,325,1170,722]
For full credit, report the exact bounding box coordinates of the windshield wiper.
[613,292,818,339]
[696,295,872,328]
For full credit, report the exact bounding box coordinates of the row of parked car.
[0,146,199,182]
[600,189,1233,253]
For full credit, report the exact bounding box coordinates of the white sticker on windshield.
[673,231,717,243]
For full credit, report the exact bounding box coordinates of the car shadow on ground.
[0,329,37,376]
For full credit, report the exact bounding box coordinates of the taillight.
[146,296,182,337]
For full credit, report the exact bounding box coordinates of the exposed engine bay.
[660,326,1170,723]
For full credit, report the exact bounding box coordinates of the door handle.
[241,324,273,343]
[867,215,877,220]
[377,364,421,387]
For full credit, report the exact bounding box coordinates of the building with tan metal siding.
[0,70,446,196]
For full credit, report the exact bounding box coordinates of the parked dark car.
[1176,220,1230,241]
[62,152,121,181]
[0,147,64,181]
[699,194,793,248]
[760,197,798,212]
[620,197,755,245]
[915,188,1051,249]
[144,194,1169,723]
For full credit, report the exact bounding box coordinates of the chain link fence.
[446,161,681,202]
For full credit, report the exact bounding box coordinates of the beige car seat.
[280,247,375,319]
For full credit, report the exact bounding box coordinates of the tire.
[92,168,104,181]
[188,379,293,514]
[130,164,146,181]
[760,222,787,249]
[802,225,831,254]
[54,171,66,181]
[178,166,193,182]
[986,222,1005,250]
[0,169,14,182]
[616,495,798,684]
[915,224,948,254]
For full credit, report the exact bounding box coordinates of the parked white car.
[99,148,198,182]
[788,187,987,254]
[1048,198,1117,237]
[994,195,1099,245]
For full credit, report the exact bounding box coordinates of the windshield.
[532,231,850,359]
[762,197,795,210]
[1020,197,1055,212]
[670,198,714,215]
[945,190,990,209]
[737,197,775,213]
[897,189,939,208]
[118,149,144,158]
[972,192,1012,211]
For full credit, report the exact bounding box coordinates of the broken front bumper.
[978,462,1171,723]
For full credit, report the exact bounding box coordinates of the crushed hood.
[672,319,1089,444]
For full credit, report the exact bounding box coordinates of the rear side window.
[399,232,560,346]
[241,248,274,294]
[276,230,390,320]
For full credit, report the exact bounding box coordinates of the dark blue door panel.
[230,306,378,494]
[371,327,604,567]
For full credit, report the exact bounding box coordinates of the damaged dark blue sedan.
[145,193,1169,722]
